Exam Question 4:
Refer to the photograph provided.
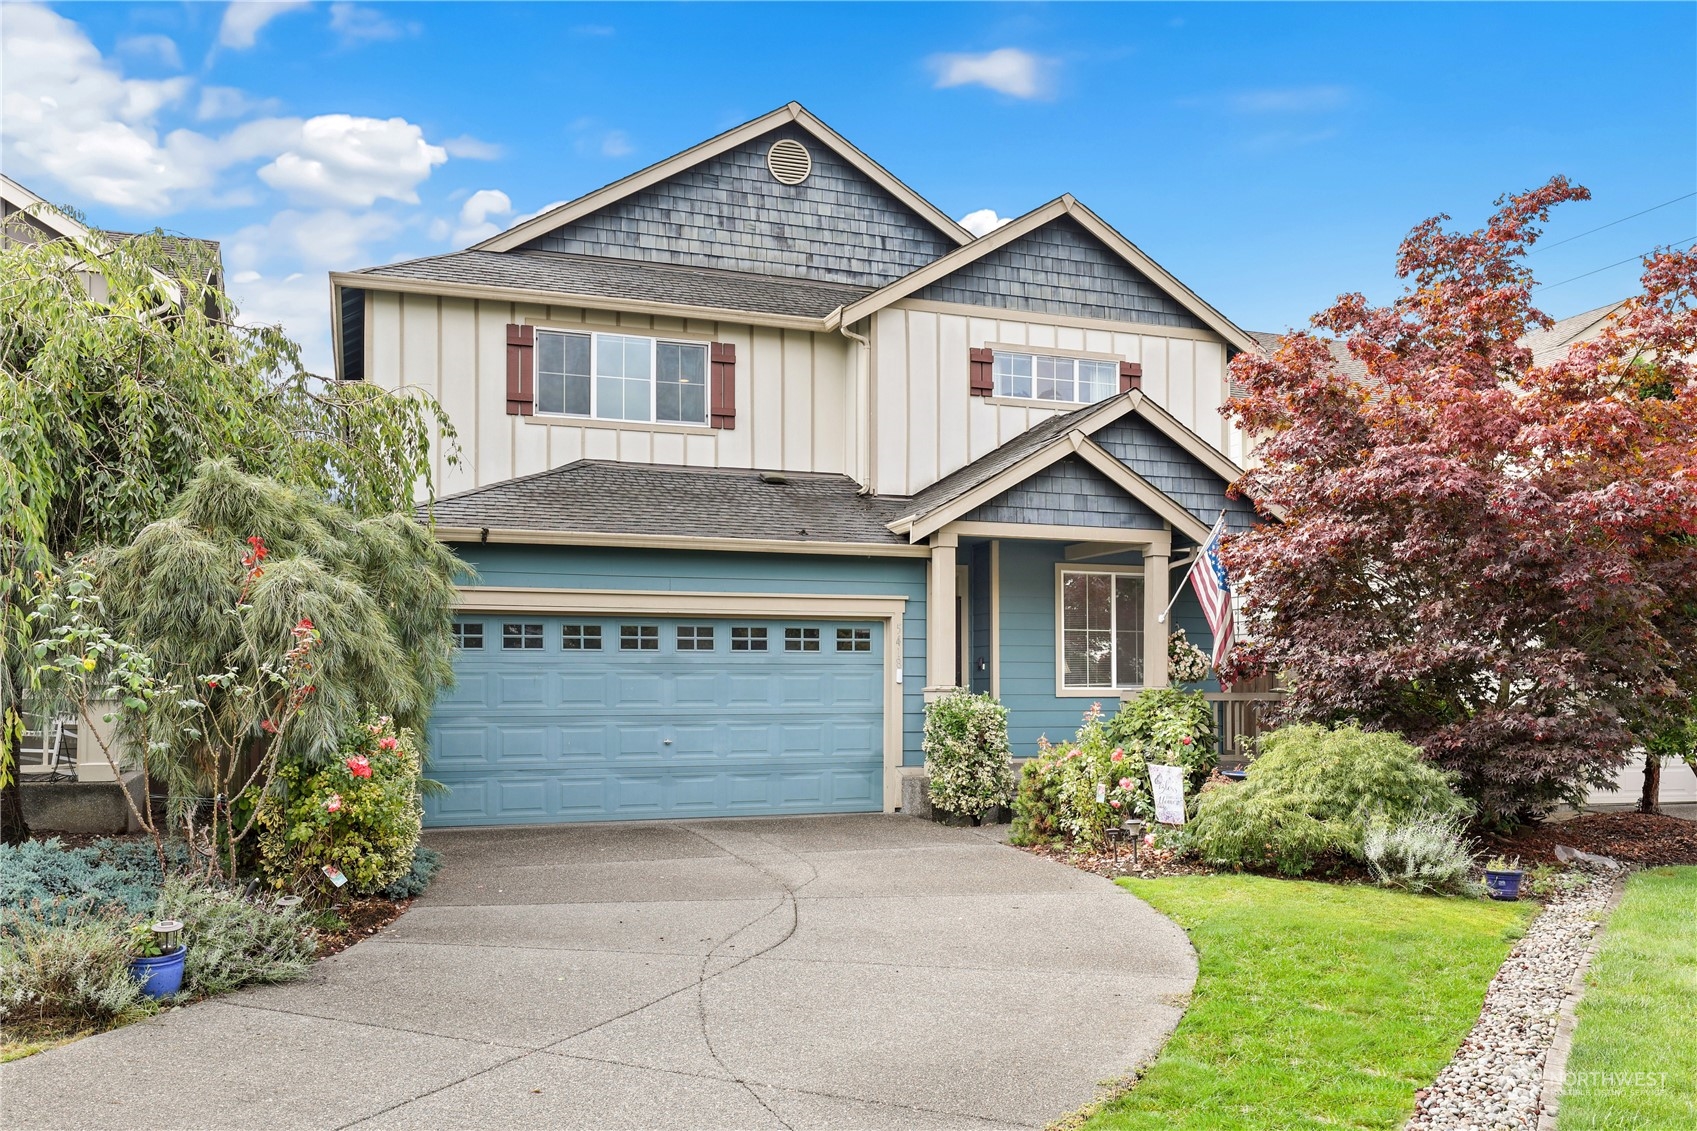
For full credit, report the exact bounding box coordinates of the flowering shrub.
[1010,693,1216,851]
[922,690,1015,818]
[1167,629,1212,684]
[255,716,424,895]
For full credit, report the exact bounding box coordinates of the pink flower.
[1119,777,1133,790]
[1110,799,1122,808]
[325,793,343,813]
[1181,736,1193,746]
[1111,748,1125,762]
[347,756,372,779]
[1143,834,1155,846]
[378,736,399,751]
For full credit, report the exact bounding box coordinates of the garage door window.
[731,626,768,651]
[452,622,483,650]
[676,625,715,651]
[836,627,871,652]
[503,623,543,650]
[561,624,602,650]
[620,624,660,651]
[784,627,821,652]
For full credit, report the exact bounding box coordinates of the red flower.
[377,736,399,751]
[1111,748,1125,762]
[260,719,278,734]
[1181,736,1193,746]
[346,755,372,779]
[325,793,343,813]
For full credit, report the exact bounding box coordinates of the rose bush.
[255,716,424,895]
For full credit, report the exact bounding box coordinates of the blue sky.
[5,1,1693,373]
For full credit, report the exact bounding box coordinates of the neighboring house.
[321,105,1273,827]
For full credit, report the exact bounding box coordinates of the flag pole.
[1158,509,1228,624]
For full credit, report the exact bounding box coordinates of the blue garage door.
[425,615,884,826]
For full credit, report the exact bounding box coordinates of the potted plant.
[128,919,187,998]
[1483,855,1525,901]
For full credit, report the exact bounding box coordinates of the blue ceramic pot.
[1484,869,1524,901]
[129,946,187,998]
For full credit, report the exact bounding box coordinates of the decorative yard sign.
[1148,763,1186,825]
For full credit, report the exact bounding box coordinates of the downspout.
[836,313,874,492]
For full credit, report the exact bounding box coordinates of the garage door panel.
[425,616,884,826]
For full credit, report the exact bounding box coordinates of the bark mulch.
[1483,811,1697,868]
[1020,841,1211,881]
[315,896,413,957]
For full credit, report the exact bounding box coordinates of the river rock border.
[1405,870,1622,1131]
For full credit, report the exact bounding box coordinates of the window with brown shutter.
[506,324,535,415]
[1118,360,1143,394]
[710,342,736,428]
[969,347,994,397]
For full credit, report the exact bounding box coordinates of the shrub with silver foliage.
[0,907,146,1023]
[1363,814,1477,895]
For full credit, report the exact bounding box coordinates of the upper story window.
[535,330,708,425]
[993,351,1117,405]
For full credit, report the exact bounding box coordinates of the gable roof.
[1524,299,1629,365]
[887,389,1258,543]
[429,460,916,550]
[834,196,1260,352]
[345,249,871,321]
[473,103,973,255]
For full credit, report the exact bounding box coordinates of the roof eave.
[431,525,930,558]
[328,270,833,332]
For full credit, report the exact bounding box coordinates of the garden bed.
[1482,811,1697,867]
[316,895,413,958]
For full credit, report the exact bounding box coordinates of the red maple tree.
[1222,177,1697,823]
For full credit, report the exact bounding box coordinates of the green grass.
[1557,866,1697,1130]
[1082,875,1536,1131]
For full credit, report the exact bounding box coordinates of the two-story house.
[330,103,1262,827]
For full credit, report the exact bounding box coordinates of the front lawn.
[1082,875,1536,1131]
[1557,866,1697,1130]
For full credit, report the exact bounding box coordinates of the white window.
[1060,570,1145,689]
[535,330,708,425]
[993,350,1117,404]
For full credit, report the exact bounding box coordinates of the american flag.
[1189,513,1234,672]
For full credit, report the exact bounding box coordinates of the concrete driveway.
[2,815,1195,1130]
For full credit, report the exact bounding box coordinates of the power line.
[1537,237,1695,290]
[1529,191,1697,254]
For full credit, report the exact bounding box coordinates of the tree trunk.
[1638,749,1661,814]
[1,727,28,846]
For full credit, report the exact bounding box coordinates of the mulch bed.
[315,896,413,957]
[1482,811,1697,868]
[1021,841,1211,881]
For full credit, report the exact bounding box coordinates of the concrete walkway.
[1,815,1196,1130]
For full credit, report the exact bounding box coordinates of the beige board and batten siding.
[870,301,1233,497]
[363,289,860,494]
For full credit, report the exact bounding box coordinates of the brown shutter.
[710,342,736,428]
[506,324,535,415]
[969,347,994,397]
[1118,361,1143,394]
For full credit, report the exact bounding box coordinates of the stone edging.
[1534,874,1628,1131]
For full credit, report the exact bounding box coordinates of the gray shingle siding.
[1093,417,1255,533]
[523,124,957,288]
[965,456,1165,529]
[915,215,1205,330]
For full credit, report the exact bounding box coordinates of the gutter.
[431,525,932,559]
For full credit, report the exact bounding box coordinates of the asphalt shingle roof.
[358,250,872,319]
[428,460,912,545]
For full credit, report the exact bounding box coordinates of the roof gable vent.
[766,138,812,186]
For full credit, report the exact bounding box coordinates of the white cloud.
[257,114,448,206]
[328,3,415,45]
[930,48,1049,99]
[1228,86,1351,114]
[958,208,1014,238]
[441,134,503,160]
[218,2,311,50]
[196,85,276,121]
[440,188,512,245]
[600,130,633,158]
[117,34,182,70]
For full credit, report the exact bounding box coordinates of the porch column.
[1143,543,1170,689]
[925,532,958,694]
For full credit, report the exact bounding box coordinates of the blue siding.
[992,540,1150,755]
[914,214,1206,330]
[965,455,1165,529]
[450,544,929,765]
[1093,416,1257,533]
[967,543,992,695]
[522,123,956,287]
